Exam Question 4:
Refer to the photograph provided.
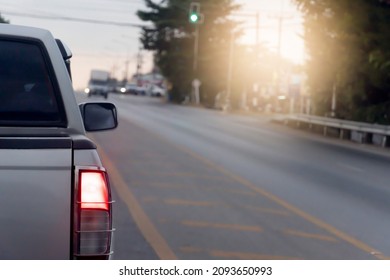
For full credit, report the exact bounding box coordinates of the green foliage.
[0,12,9,23]
[137,0,240,104]
[294,0,390,123]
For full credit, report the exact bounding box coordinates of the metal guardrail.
[276,114,390,147]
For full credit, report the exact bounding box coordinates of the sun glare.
[237,0,306,65]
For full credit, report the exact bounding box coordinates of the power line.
[2,11,149,28]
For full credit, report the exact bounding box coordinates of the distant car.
[146,84,166,97]
[120,83,146,95]
[125,83,139,94]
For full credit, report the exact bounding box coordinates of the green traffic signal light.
[189,2,201,23]
[190,13,199,23]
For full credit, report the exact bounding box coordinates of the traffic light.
[190,13,199,23]
[189,2,201,24]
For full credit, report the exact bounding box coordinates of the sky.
[0,0,304,90]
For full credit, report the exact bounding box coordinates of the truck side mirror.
[79,102,118,132]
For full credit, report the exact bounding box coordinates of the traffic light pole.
[192,23,201,105]
[190,2,202,72]
[193,23,199,72]
[189,2,203,105]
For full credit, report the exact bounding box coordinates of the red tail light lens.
[80,172,109,210]
[74,168,113,259]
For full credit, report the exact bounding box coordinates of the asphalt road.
[80,93,390,260]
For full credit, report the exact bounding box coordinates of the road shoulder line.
[93,138,177,260]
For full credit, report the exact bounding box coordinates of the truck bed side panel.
[0,147,72,260]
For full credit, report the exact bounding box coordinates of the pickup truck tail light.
[74,167,114,259]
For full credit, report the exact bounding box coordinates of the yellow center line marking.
[92,138,177,260]
[164,199,219,207]
[284,229,338,242]
[181,220,263,232]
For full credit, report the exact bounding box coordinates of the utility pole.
[136,45,143,77]
[124,59,129,83]
[111,63,118,78]
[255,12,260,53]
[230,11,260,110]
[226,31,235,111]
[269,13,293,112]
[270,13,293,73]
[123,48,130,84]
[231,12,260,47]
[253,11,260,111]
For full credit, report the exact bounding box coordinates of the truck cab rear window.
[0,39,66,126]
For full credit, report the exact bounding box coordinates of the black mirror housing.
[79,102,118,132]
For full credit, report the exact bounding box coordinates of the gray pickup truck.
[0,24,117,259]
